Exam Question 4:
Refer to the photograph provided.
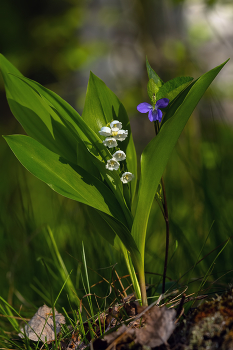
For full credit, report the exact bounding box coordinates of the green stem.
[138,270,148,306]
[131,254,148,306]
[121,243,141,302]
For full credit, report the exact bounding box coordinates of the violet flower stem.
[153,120,170,294]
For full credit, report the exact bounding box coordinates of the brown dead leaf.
[98,305,176,349]
[104,324,134,345]
[135,305,176,348]
[19,304,66,342]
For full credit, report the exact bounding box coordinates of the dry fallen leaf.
[104,324,134,344]
[19,304,66,342]
[135,305,176,348]
[100,305,176,349]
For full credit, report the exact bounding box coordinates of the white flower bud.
[99,126,112,137]
[120,172,134,183]
[110,120,122,131]
[112,150,126,161]
[113,130,128,141]
[106,159,120,171]
[103,137,118,148]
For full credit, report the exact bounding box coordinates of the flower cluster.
[99,120,134,184]
[99,121,128,148]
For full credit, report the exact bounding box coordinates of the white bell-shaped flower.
[99,126,112,137]
[113,129,128,141]
[112,150,126,161]
[120,172,134,183]
[103,137,118,148]
[106,158,120,171]
[110,120,122,131]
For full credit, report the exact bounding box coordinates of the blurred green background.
[0,0,233,323]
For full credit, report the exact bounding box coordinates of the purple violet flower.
[137,98,169,122]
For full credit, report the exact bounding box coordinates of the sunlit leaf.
[146,57,163,87]
[4,134,139,255]
[11,72,133,224]
[147,79,159,102]
[157,76,193,102]
[82,72,137,204]
[0,54,78,165]
[132,59,229,265]
[0,55,134,226]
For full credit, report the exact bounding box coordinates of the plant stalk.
[121,242,142,302]
[138,269,148,306]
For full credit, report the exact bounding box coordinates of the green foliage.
[146,57,163,104]
[146,58,193,103]
[147,78,159,103]
[0,54,78,164]
[46,226,80,306]
[131,59,228,274]
[0,54,228,308]
[157,76,194,102]
[4,134,139,258]
[146,57,163,87]
[82,72,137,204]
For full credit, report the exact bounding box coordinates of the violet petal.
[137,102,153,113]
[148,109,156,122]
[157,109,163,122]
[156,98,169,109]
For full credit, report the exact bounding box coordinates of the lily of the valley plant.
[0,54,228,306]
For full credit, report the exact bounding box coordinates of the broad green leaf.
[0,55,130,224]
[82,72,137,204]
[4,134,139,255]
[4,135,113,215]
[86,207,119,248]
[132,59,229,265]
[0,54,78,165]
[0,55,102,180]
[157,76,193,102]
[147,79,159,102]
[8,72,132,225]
[93,210,134,251]
[161,80,196,127]
[18,75,110,165]
[86,206,134,251]
[146,57,163,87]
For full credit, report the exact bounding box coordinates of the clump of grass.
[0,230,232,350]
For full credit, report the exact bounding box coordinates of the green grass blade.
[0,304,19,331]
[30,283,51,304]
[81,242,94,318]
[198,238,230,295]
[46,226,80,306]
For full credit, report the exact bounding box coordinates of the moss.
[182,288,233,350]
